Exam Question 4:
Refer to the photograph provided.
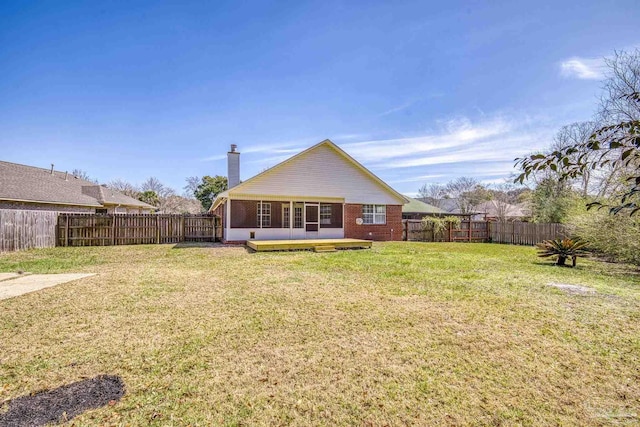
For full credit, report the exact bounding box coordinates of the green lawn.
[1,243,639,426]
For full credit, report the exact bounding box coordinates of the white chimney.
[227,144,240,188]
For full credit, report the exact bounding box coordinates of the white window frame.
[294,204,303,228]
[282,205,290,229]
[257,202,271,228]
[362,204,386,224]
[320,204,332,225]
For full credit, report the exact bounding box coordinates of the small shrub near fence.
[57,214,221,247]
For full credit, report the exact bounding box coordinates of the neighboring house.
[418,197,476,218]
[210,140,408,243]
[0,161,155,213]
[402,197,448,219]
[473,200,530,222]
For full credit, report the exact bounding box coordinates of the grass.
[0,242,639,426]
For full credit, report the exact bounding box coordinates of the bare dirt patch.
[0,375,124,427]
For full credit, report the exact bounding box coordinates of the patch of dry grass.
[1,243,639,425]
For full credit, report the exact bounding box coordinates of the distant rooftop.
[0,160,154,209]
[402,197,447,214]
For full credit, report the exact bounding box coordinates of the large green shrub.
[568,206,640,265]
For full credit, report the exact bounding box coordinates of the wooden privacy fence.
[403,219,566,245]
[489,221,566,245]
[403,220,489,242]
[0,209,58,252]
[57,214,220,247]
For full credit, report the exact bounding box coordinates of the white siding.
[231,144,402,205]
[227,227,343,241]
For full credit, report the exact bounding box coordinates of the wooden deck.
[246,238,372,252]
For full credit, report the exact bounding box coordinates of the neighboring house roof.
[0,160,155,209]
[402,197,447,214]
[473,200,529,218]
[211,139,409,211]
[422,198,468,214]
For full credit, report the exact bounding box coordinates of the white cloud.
[388,174,446,184]
[378,101,414,117]
[559,57,604,80]
[200,154,227,162]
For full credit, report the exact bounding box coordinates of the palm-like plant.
[536,238,589,267]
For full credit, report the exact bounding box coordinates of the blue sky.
[1,1,638,196]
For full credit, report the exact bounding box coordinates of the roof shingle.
[0,161,154,209]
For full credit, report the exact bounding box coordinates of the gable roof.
[473,200,529,218]
[211,139,408,210]
[0,160,155,209]
[402,197,447,214]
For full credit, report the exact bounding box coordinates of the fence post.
[156,215,160,244]
[64,215,69,247]
[468,220,472,242]
[111,215,116,246]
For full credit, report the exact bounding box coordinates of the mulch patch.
[0,375,124,427]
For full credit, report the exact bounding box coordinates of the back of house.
[210,140,408,243]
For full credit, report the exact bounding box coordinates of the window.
[294,205,303,228]
[282,206,290,228]
[257,202,271,227]
[320,204,332,225]
[362,204,386,224]
[95,208,108,215]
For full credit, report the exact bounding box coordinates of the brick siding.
[344,204,403,241]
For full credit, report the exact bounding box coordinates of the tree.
[551,122,602,197]
[194,175,228,211]
[444,177,489,214]
[141,177,175,198]
[516,49,640,215]
[107,179,139,198]
[159,195,203,214]
[72,169,97,183]
[417,183,447,208]
[138,190,160,207]
[184,176,201,197]
[530,178,576,223]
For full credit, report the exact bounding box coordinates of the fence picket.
[403,219,566,246]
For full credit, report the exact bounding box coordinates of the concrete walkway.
[0,272,26,282]
[0,273,96,300]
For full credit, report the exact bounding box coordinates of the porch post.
[225,197,231,241]
[289,200,293,239]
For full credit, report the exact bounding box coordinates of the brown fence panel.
[489,221,566,245]
[403,219,565,246]
[184,215,216,241]
[0,209,58,252]
[403,220,489,242]
[57,214,218,247]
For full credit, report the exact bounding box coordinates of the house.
[428,197,529,221]
[473,200,530,222]
[210,140,408,243]
[402,197,448,219]
[0,160,155,213]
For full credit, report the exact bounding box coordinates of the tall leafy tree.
[516,49,640,215]
[138,190,160,207]
[194,175,228,211]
